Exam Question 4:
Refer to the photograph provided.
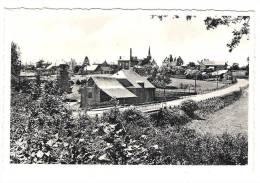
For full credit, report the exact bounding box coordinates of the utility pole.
[216,69,219,89]
[194,74,197,93]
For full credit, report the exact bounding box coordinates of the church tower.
[148,46,151,59]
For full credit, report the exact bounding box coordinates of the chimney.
[130,48,132,60]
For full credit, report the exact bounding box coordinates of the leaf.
[36,150,44,158]
[98,154,110,162]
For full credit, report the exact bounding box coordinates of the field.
[187,89,248,136]
[168,78,227,92]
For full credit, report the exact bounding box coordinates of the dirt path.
[187,90,248,136]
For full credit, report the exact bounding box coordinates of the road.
[86,79,249,117]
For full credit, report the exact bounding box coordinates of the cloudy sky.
[6,10,252,66]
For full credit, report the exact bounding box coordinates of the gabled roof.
[113,69,155,89]
[211,70,228,76]
[199,60,226,66]
[85,64,99,71]
[89,76,137,99]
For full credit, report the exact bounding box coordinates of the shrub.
[153,108,191,127]
[180,99,199,117]
[76,79,81,85]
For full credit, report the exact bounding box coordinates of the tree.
[151,15,250,52]
[11,42,22,88]
[154,65,171,104]
[230,63,240,70]
[176,56,184,66]
[11,42,21,76]
[187,62,196,68]
[204,16,250,52]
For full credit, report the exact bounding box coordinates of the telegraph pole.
[216,69,219,89]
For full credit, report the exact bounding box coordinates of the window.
[88,92,92,98]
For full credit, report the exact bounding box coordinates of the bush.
[10,90,247,165]
[180,99,198,117]
[152,108,191,127]
[76,79,81,85]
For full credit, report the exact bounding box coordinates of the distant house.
[20,71,36,79]
[83,61,117,74]
[80,69,155,107]
[198,59,227,72]
[45,63,58,75]
[84,64,99,74]
[231,70,248,78]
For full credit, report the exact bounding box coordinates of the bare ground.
[187,90,248,136]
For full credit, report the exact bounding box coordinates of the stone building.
[118,47,153,70]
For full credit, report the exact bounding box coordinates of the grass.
[186,90,248,136]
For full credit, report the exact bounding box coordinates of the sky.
[6,10,253,66]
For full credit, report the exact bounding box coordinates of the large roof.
[200,60,227,66]
[90,76,137,99]
[211,70,228,76]
[113,69,155,89]
[85,64,99,71]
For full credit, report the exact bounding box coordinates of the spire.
[148,46,151,58]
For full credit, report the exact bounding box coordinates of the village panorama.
[10,13,250,165]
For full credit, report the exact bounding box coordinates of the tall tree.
[11,42,21,76]
[153,65,171,104]
[11,42,21,89]
[176,56,184,66]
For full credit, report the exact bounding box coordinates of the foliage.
[153,108,191,127]
[10,84,247,165]
[11,42,21,77]
[148,127,247,165]
[180,99,199,117]
[44,80,63,96]
[149,65,171,88]
[230,63,240,70]
[11,42,21,89]
[187,62,196,68]
[151,15,250,52]
[204,16,250,52]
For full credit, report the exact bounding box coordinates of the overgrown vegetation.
[10,81,247,165]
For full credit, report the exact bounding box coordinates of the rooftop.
[113,69,155,89]
[89,76,137,99]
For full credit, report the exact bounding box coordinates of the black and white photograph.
[0,1,259,183]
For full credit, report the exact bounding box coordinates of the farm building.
[198,59,228,72]
[80,76,137,107]
[80,69,155,107]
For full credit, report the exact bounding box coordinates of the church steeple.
[148,46,151,59]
